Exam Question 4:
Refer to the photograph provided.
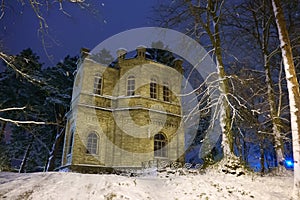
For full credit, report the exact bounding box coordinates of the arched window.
[150,78,157,99]
[127,75,135,96]
[154,133,167,157]
[93,73,102,95]
[86,132,98,154]
[163,82,170,102]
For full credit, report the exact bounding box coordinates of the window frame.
[150,78,158,99]
[127,75,135,96]
[93,73,102,95]
[154,133,168,158]
[163,82,170,102]
[86,132,99,155]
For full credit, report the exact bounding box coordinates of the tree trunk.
[19,136,34,173]
[272,0,300,198]
[242,139,248,163]
[45,104,66,171]
[45,128,65,171]
[260,142,265,176]
[261,0,284,169]
[184,0,235,166]
[211,0,234,159]
[0,121,7,142]
[264,60,285,168]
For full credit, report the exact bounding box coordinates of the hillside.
[0,169,293,200]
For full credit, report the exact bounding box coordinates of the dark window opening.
[86,132,98,154]
[150,78,157,99]
[68,130,74,154]
[93,73,102,95]
[154,133,167,157]
[163,82,170,102]
[127,75,135,96]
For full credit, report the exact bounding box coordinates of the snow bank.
[0,170,293,200]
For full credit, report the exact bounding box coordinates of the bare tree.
[0,0,101,62]
[226,0,287,171]
[157,0,237,162]
[229,66,277,174]
[0,0,98,127]
[271,0,300,198]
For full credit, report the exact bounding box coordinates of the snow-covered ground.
[0,169,293,200]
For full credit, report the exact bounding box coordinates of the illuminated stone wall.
[61,47,185,172]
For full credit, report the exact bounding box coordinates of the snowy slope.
[0,170,293,200]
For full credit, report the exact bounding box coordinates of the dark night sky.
[0,0,156,67]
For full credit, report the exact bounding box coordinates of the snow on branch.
[0,106,57,126]
[180,72,219,97]
[0,52,43,85]
[0,106,26,112]
[0,116,46,126]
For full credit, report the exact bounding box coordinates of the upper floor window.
[86,132,98,155]
[154,133,167,158]
[127,75,135,96]
[150,78,157,99]
[93,73,102,95]
[163,82,170,102]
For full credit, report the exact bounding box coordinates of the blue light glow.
[285,160,294,167]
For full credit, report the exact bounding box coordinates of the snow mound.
[0,170,293,200]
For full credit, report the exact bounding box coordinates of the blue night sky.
[0,0,156,67]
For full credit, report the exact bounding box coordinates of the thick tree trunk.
[261,0,284,169]
[216,50,234,158]
[185,0,235,162]
[272,0,300,198]
[212,3,234,159]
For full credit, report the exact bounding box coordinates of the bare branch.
[0,52,43,84]
[0,106,26,112]
[0,116,46,126]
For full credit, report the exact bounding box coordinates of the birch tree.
[271,0,300,198]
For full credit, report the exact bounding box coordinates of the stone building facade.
[60,47,185,173]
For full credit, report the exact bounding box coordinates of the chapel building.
[60,46,185,173]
